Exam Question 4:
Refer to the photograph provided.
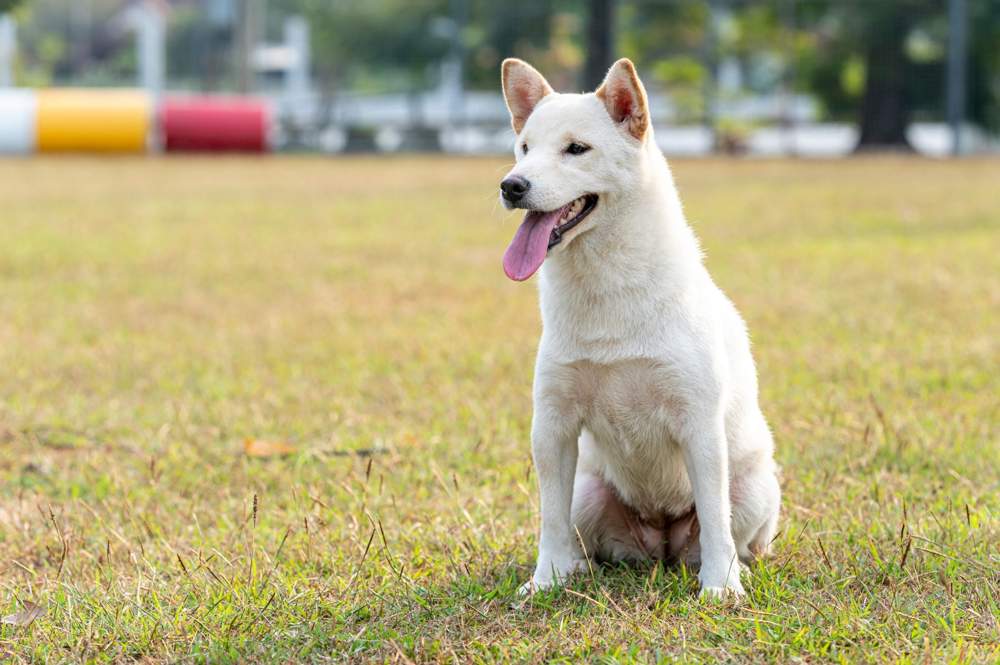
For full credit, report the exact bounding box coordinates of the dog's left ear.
[596,58,649,141]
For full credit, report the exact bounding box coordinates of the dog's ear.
[502,58,553,134]
[596,58,649,141]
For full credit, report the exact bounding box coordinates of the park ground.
[0,156,997,663]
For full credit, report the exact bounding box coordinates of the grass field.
[0,156,997,663]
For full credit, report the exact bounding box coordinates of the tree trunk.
[583,0,615,90]
[856,11,913,151]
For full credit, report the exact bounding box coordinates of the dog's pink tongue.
[503,209,560,281]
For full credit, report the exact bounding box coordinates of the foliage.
[742,0,1000,131]
[271,0,452,91]
[968,0,1000,129]
[273,0,579,92]
[3,0,1000,132]
[0,0,25,15]
[9,0,137,87]
[651,56,706,121]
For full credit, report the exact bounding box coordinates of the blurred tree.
[852,2,927,149]
[807,0,1000,148]
[275,0,571,94]
[750,0,944,150]
[464,0,564,89]
[583,0,615,88]
[967,0,1000,131]
[623,0,998,145]
[272,0,451,94]
[0,0,26,13]
[12,0,133,86]
[166,5,234,91]
[619,0,710,122]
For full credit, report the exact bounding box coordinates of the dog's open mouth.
[503,194,598,281]
[547,194,599,250]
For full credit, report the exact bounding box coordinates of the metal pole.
[946,0,968,156]
[783,0,797,156]
[583,0,616,90]
[0,13,14,88]
[137,2,165,103]
[236,0,258,93]
[448,0,467,126]
[73,0,92,77]
[284,16,309,103]
[703,0,719,152]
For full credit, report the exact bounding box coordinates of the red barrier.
[161,97,270,152]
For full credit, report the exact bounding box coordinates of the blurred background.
[0,0,999,156]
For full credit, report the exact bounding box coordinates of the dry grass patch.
[0,156,997,663]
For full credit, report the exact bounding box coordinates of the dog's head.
[499,57,651,281]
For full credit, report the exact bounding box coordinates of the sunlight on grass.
[0,156,997,663]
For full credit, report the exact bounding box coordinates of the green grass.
[0,156,997,663]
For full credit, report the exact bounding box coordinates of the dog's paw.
[698,566,746,601]
[518,557,589,596]
[698,563,745,601]
[698,582,745,602]
[698,567,746,601]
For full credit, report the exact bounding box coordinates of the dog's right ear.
[502,58,553,135]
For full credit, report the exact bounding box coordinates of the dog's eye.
[521,143,529,155]
[566,142,591,155]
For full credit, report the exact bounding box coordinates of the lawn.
[0,156,997,663]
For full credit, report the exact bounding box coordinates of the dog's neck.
[540,140,704,301]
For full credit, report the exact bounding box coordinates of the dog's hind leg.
[730,460,781,563]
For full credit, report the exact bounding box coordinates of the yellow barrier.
[36,89,150,153]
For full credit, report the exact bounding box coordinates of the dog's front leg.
[681,415,745,599]
[520,408,586,594]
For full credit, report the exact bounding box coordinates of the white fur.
[500,59,780,599]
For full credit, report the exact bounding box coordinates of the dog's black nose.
[500,176,531,203]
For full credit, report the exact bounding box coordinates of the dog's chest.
[549,358,694,515]
[562,358,678,438]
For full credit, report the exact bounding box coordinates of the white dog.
[499,58,780,599]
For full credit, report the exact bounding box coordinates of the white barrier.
[0,89,35,154]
